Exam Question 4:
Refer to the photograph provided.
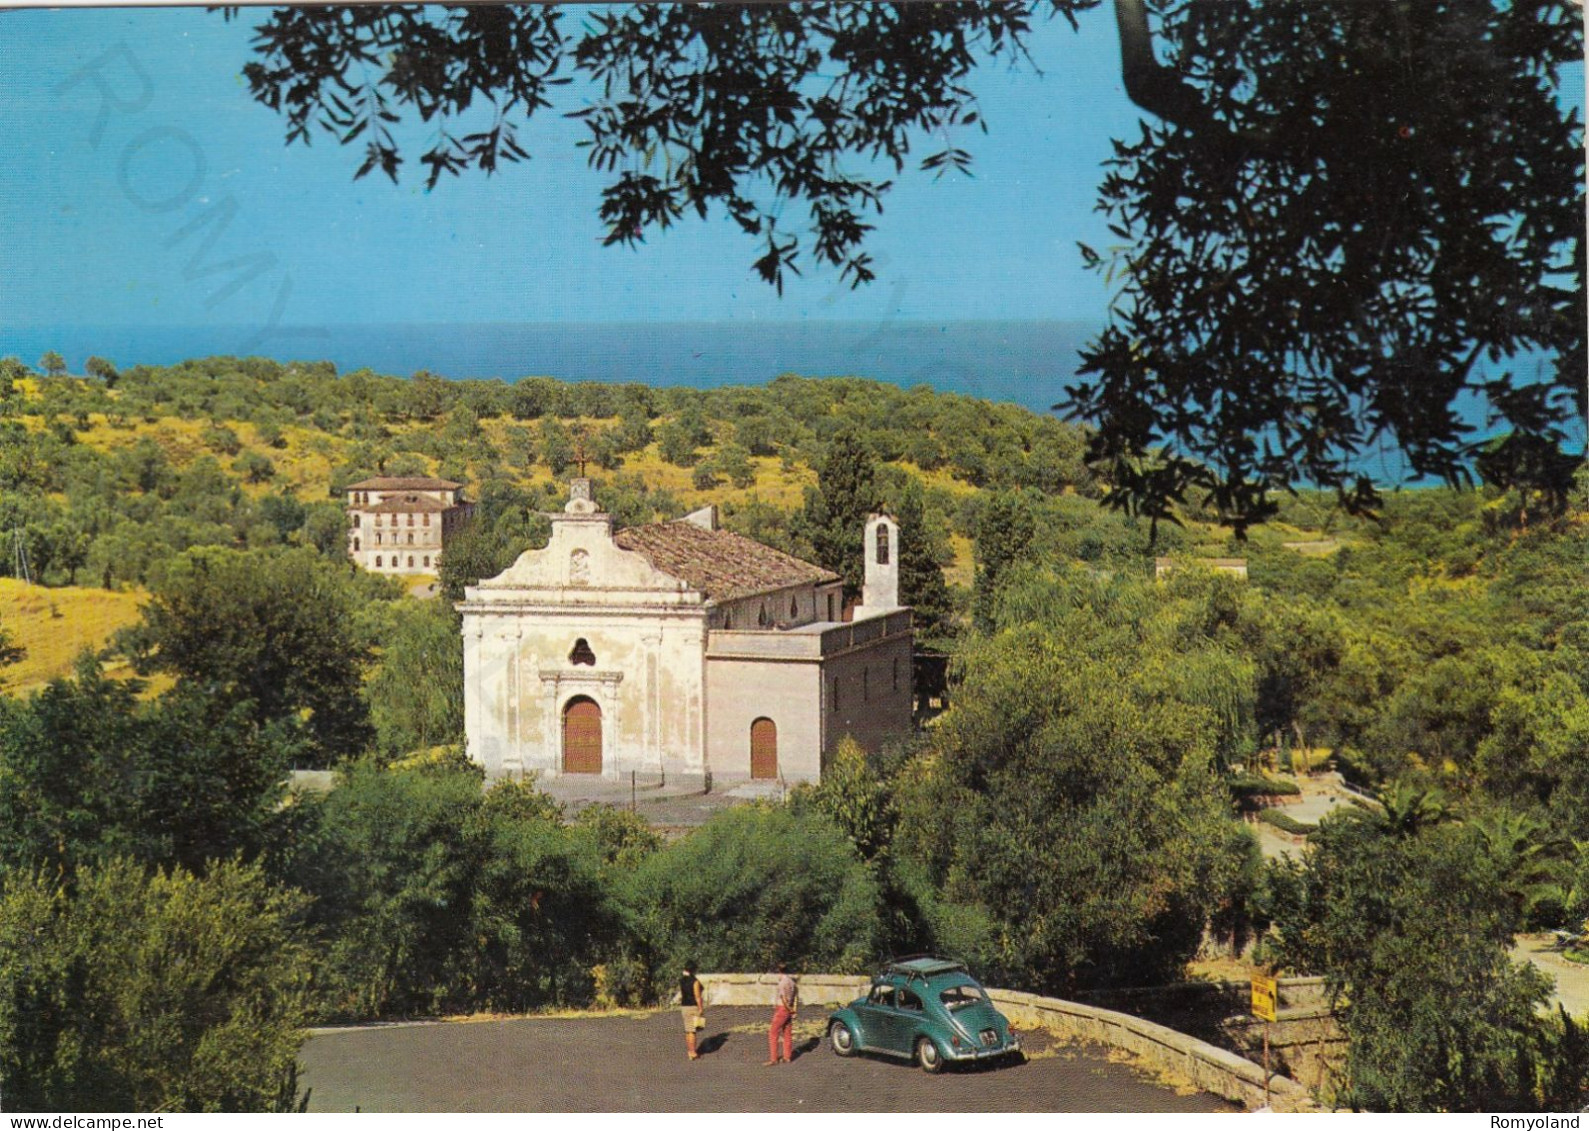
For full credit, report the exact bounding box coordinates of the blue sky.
[0,5,1143,330]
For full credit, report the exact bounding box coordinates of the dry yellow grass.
[0,579,147,694]
[946,533,975,588]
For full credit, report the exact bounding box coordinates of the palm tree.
[1469,808,1574,931]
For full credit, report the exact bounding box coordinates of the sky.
[0,5,1145,331]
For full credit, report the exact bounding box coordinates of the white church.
[458,479,914,786]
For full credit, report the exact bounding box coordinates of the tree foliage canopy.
[117,546,379,764]
[0,857,312,1113]
[1068,0,1585,529]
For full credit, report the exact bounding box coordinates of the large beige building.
[346,476,474,576]
[458,479,913,786]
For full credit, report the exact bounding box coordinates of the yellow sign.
[1251,974,1278,1022]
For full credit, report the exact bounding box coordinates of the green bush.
[285,762,618,1020]
[0,858,312,1112]
[1229,775,1301,798]
[1258,808,1316,836]
[623,804,884,977]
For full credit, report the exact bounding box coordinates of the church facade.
[458,480,913,786]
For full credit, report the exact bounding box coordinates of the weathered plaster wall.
[704,654,822,782]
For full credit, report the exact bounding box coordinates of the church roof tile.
[614,520,837,602]
[366,494,457,514]
[347,476,463,491]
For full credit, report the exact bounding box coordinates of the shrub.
[285,762,618,1020]
[0,858,312,1112]
[1229,775,1301,799]
[623,805,884,977]
[1258,808,1316,836]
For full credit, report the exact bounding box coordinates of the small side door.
[895,985,932,1054]
[862,984,912,1055]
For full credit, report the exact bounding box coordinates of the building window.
[423,513,431,527]
[408,513,415,526]
[827,594,836,620]
[790,596,799,619]
[375,556,382,568]
[353,537,360,552]
[877,523,890,565]
[758,604,769,627]
[423,555,430,567]
[375,533,383,545]
[569,638,597,666]
[407,532,414,544]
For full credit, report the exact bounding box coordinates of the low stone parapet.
[989,989,1320,1112]
[700,972,868,1007]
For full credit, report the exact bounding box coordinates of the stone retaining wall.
[699,973,1319,1112]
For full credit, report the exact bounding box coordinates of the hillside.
[0,577,146,694]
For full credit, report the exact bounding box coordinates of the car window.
[868,985,895,1007]
[939,984,989,1011]
[898,988,923,1012]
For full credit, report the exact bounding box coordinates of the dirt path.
[1512,935,1589,1019]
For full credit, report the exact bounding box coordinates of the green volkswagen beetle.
[827,957,1022,1073]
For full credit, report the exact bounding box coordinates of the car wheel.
[916,1037,944,1074]
[830,1021,856,1057]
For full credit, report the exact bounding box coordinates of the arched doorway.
[750,717,777,780]
[563,697,603,774]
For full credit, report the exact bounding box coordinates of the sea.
[0,320,1097,417]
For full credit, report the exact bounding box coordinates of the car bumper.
[946,1038,1021,1061]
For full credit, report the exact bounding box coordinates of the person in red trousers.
[764,963,798,1066]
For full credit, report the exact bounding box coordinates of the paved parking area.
[298,1007,1238,1112]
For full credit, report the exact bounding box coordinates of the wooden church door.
[563,697,603,774]
[750,717,778,780]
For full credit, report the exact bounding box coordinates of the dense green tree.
[801,427,879,599]
[0,656,295,878]
[656,419,698,468]
[895,565,1257,992]
[436,500,551,602]
[365,599,465,757]
[971,490,1035,630]
[624,804,884,976]
[38,351,66,379]
[0,857,312,1112]
[1269,808,1589,1110]
[714,440,755,489]
[234,450,276,484]
[284,760,616,1019]
[83,356,118,388]
[300,500,353,558]
[889,476,954,642]
[117,547,379,764]
[537,416,575,476]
